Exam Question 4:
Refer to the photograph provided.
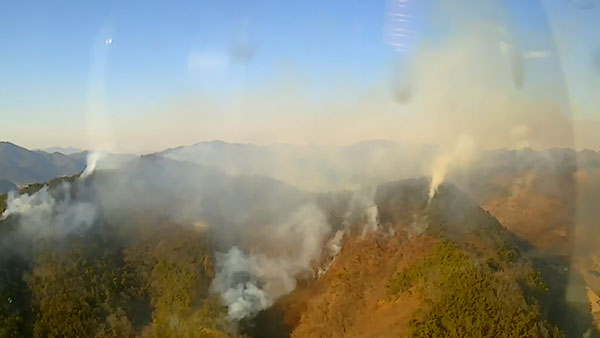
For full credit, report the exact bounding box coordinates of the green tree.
[124,226,230,337]
[27,238,130,338]
[388,241,563,338]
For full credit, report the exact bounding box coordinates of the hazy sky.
[1,0,599,152]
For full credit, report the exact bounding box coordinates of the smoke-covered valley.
[0,148,405,336]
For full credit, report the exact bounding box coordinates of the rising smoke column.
[0,152,105,240]
[1,183,97,239]
[342,187,379,236]
[318,230,345,278]
[81,152,104,179]
[1,152,105,238]
[428,135,475,201]
[211,203,331,320]
[211,247,274,320]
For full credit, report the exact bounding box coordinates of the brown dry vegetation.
[481,177,572,255]
[281,233,434,338]
[450,149,578,256]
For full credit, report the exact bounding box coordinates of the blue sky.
[1,1,398,107]
[1,0,598,151]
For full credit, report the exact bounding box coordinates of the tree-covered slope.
[0,165,596,337]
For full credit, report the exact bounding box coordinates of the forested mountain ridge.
[1,167,593,337]
[0,156,310,338]
[1,145,600,337]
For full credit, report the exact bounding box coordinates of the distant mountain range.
[0,142,142,193]
[3,140,600,196]
[0,142,86,193]
[40,146,84,155]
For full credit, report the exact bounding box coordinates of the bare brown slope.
[479,172,573,256]
[291,234,434,338]
[251,232,434,338]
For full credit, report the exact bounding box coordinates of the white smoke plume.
[318,230,345,278]
[81,151,104,179]
[1,183,97,238]
[362,204,379,236]
[343,187,379,236]
[2,188,55,221]
[428,135,475,201]
[408,213,429,237]
[211,247,274,320]
[326,230,344,258]
[211,203,331,320]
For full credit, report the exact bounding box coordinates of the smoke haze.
[0,154,351,320]
[5,0,593,153]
